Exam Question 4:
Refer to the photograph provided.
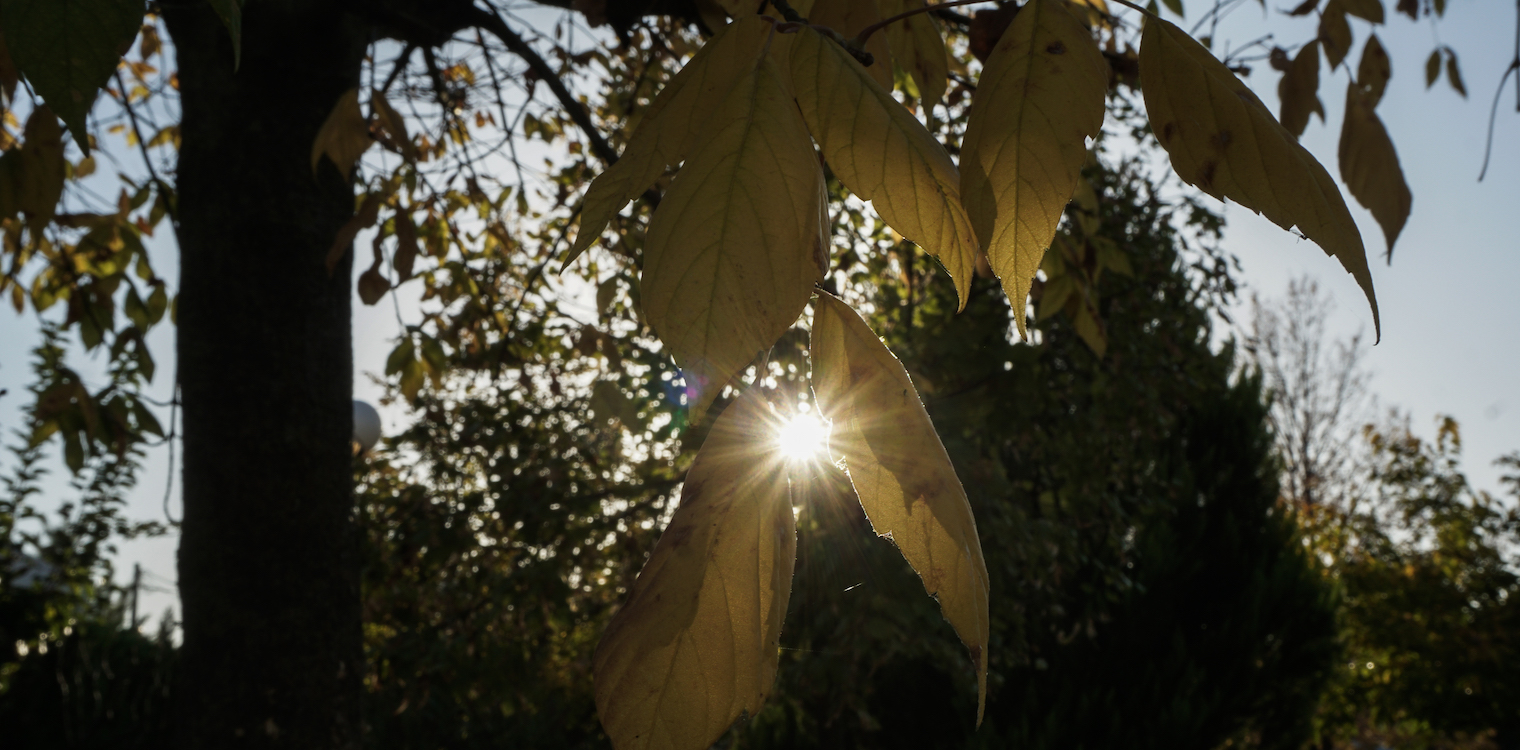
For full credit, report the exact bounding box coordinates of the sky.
[1,0,1516,629]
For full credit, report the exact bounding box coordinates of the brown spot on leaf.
[1198,161,1217,189]
[1046,41,1066,55]
[1160,122,1177,144]
[1211,130,1233,151]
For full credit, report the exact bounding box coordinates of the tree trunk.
[163,2,366,746]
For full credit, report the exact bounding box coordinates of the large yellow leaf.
[809,291,990,724]
[806,0,895,90]
[309,88,373,180]
[1140,17,1380,337]
[641,51,827,420]
[877,0,949,109]
[788,26,978,309]
[1277,40,1324,137]
[564,16,773,268]
[959,0,1108,336]
[594,389,797,750]
[1339,84,1410,259]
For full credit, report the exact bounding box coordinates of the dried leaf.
[959,0,1108,335]
[594,388,796,750]
[1339,84,1410,259]
[0,0,143,150]
[810,291,990,725]
[1355,34,1390,106]
[789,25,978,309]
[310,88,374,180]
[1340,0,1384,23]
[1278,41,1324,137]
[565,16,773,268]
[393,210,420,280]
[877,0,949,109]
[807,0,894,90]
[640,51,826,421]
[1140,16,1379,337]
[1320,0,1352,68]
[325,191,383,275]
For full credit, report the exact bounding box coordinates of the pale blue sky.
[1,0,1515,627]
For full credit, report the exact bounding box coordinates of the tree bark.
[163,1,366,746]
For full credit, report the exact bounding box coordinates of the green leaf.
[205,0,243,70]
[1140,15,1379,338]
[811,291,991,724]
[1161,0,1184,16]
[959,0,1108,335]
[640,49,826,421]
[788,25,978,309]
[1444,47,1466,98]
[594,388,795,750]
[0,0,143,151]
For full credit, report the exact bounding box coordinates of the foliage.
[1309,420,1520,748]
[0,0,1507,746]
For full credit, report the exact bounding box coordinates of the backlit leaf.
[807,0,894,90]
[371,92,416,162]
[1355,34,1389,106]
[0,0,142,150]
[1140,16,1380,337]
[594,388,796,750]
[310,88,374,181]
[565,16,772,268]
[959,0,1108,335]
[877,0,949,109]
[1278,41,1324,137]
[1320,0,1352,68]
[641,50,826,420]
[789,25,978,309]
[1339,84,1410,260]
[1340,0,1384,23]
[810,291,991,724]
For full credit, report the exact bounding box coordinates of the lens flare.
[775,412,828,461]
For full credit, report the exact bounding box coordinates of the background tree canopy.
[0,0,1517,748]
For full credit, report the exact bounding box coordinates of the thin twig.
[855,0,987,46]
[1478,62,1519,181]
[113,69,178,226]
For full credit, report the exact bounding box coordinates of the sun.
[775,412,829,461]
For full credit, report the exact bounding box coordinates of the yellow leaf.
[641,51,826,420]
[876,0,949,109]
[959,0,1108,336]
[565,16,773,269]
[370,92,416,162]
[1355,34,1389,107]
[807,0,894,90]
[1320,0,1352,68]
[1340,0,1384,23]
[310,88,374,180]
[1140,17,1380,337]
[594,388,796,750]
[1339,84,1410,260]
[788,25,977,309]
[809,291,991,725]
[1278,41,1324,137]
